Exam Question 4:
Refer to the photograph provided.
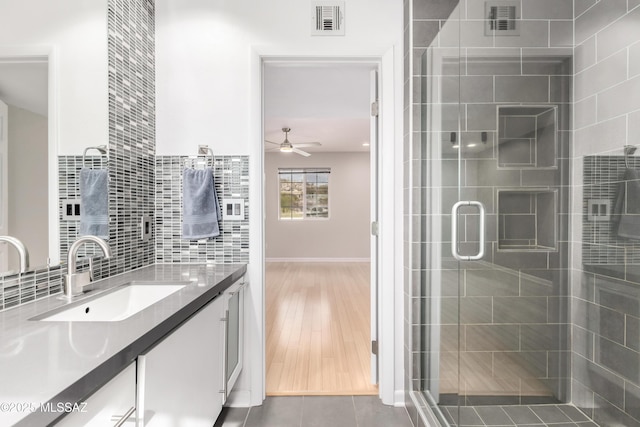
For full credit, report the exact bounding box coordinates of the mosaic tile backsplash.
[155,156,250,264]
[106,0,156,274]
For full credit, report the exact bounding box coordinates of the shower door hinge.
[371,221,379,236]
[371,101,379,117]
[371,340,378,355]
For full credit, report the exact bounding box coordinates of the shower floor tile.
[440,404,594,427]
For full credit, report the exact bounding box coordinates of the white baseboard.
[394,390,406,407]
[225,389,252,407]
[265,257,370,263]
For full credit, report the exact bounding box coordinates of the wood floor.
[265,262,378,396]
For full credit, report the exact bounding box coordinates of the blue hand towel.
[182,168,221,240]
[79,168,109,239]
[613,168,640,240]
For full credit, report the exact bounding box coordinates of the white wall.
[0,0,108,154]
[156,0,404,407]
[265,152,370,260]
[7,105,49,269]
[155,0,402,156]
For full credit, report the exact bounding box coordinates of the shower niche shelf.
[498,189,557,252]
[497,105,557,169]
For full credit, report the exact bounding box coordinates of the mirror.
[0,53,57,275]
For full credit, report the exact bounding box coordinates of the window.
[278,168,330,220]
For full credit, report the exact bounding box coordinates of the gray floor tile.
[502,406,544,424]
[457,407,485,425]
[353,395,413,427]
[301,396,357,427]
[557,405,591,422]
[530,405,573,424]
[215,407,249,427]
[442,406,457,425]
[475,406,516,425]
[244,396,303,427]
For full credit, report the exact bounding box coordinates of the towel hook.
[82,145,108,168]
[625,145,637,168]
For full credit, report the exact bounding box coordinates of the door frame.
[261,55,380,388]
[246,48,400,407]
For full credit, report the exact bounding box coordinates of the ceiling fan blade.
[292,147,311,157]
[265,140,280,145]
[292,141,321,148]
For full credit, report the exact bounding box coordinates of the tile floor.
[441,404,598,427]
[214,396,413,427]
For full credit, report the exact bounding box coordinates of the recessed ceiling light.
[362,142,370,147]
[467,143,477,148]
[452,144,460,149]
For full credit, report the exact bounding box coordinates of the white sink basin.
[35,283,187,322]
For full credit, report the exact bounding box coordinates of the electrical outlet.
[140,215,151,241]
[62,199,82,220]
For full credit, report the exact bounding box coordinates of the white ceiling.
[263,63,375,153]
[0,60,48,117]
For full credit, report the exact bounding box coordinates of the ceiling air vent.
[311,1,345,36]
[485,1,520,36]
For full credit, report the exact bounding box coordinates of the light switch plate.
[222,199,245,221]
[587,199,611,222]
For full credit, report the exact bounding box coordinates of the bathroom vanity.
[0,263,246,426]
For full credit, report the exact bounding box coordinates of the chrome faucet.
[0,236,29,273]
[65,235,112,298]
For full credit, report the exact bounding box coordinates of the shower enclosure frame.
[411,6,573,425]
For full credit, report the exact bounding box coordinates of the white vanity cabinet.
[56,362,136,427]
[136,296,225,427]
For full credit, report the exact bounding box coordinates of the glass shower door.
[419,3,571,425]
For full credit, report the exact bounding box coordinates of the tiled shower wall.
[571,1,640,425]
[155,156,249,264]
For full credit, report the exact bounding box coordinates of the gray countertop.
[0,263,247,426]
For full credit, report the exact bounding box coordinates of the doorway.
[262,61,379,396]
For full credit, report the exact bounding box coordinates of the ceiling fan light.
[280,145,293,153]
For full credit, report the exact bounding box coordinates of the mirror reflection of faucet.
[65,236,112,299]
[0,236,30,274]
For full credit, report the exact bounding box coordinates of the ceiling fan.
[265,127,321,157]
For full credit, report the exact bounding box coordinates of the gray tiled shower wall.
[571,1,640,425]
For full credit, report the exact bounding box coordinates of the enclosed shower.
[405,1,640,426]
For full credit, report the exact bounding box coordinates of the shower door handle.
[451,201,485,261]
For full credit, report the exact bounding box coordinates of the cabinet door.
[225,281,244,398]
[137,297,224,427]
[56,362,136,427]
